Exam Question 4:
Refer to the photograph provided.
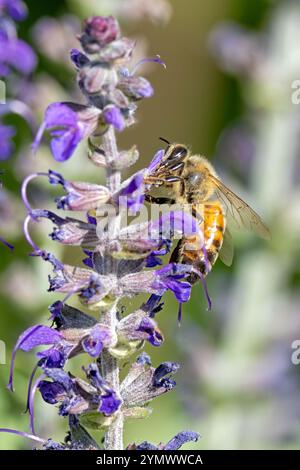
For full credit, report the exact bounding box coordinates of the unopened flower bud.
[83,16,120,47]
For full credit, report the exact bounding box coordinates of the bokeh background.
[1,0,300,449]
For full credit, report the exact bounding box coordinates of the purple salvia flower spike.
[4,15,202,451]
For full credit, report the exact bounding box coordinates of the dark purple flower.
[70,48,90,69]
[116,171,145,213]
[83,16,120,47]
[99,391,122,416]
[0,123,15,160]
[82,249,94,268]
[38,380,66,405]
[84,364,122,416]
[103,104,125,131]
[137,317,164,346]
[145,241,171,268]
[0,0,27,21]
[32,102,101,161]
[85,363,105,389]
[82,326,110,358]
[142,294,164,318]
[151,263,192,303]
[153,361,180,389]
[43,368,74,392]
[37,347,66,369]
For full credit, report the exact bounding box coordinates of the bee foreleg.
[145,194,176,205]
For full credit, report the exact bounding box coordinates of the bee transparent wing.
[209,174,271,240]
[219,228,234,266]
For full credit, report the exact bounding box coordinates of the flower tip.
[155,55,167,69]
[0,237,14,251]
[6,382,14,393]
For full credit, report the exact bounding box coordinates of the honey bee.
[144,140,270,284]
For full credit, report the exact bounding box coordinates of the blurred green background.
[1,0,300,450]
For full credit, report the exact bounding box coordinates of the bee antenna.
[159,137,170,145]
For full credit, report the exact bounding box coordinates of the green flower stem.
[100,128,123,450]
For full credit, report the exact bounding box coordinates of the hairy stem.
[100,127,123,450]
[101,347,123,450]
[102,125,121,192]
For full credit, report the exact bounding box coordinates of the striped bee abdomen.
[170,201,225,283]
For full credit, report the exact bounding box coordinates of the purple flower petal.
[117,171,145,214]
[6,39,36,75]
[153,362,180,388]
[164,431,200,450]
[0,0,28,21]
[149,211,201,240]
[137,317,164,347]
[99,391,122,416]
[82,250,94,268]
[136,352,151,366]
[70,48,90,68]
[37,348,66,369]
[135,441,158,450]
[85,363,105,390]
[147,149,164,174]
[38,380,66,405]
[0,124,16,160]
[8,325,61,391]
[103,105,125,131]
[33,103,100,162]
[82,327,110,358]
[151,263,192,303]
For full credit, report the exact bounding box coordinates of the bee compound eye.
[169,146,188,161]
